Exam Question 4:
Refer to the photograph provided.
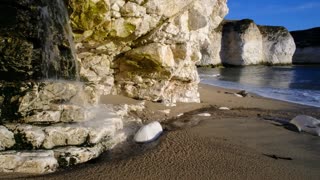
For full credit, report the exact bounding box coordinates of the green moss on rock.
[109,20,137,38]
[124,58,163,73]
[68,0,109,32]
[120,56,171,80]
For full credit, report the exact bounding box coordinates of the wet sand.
[2,84,320,180]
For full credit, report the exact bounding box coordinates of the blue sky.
[226,0,320,31]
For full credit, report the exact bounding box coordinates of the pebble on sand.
[158,109,171,114]
[219,107,230,110]
[134,122,163,143]
[237,90,248,97]
[177,113,184,117]
[234,93,244,98]
[197,113,211,117]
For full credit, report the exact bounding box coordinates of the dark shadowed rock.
[291,27,320,64]
[0,0,78,81]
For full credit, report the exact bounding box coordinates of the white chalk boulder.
[290,115,320,136]
[234,93,244,98]
[134,122,163,143]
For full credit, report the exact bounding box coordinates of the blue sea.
[198,65,320,108]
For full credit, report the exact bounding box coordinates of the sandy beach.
[2,84,320,180]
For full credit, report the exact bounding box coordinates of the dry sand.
[3,84,320,180]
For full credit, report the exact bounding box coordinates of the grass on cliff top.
[257,25,289,36]
[217,19,290,39]
[291,27,320,48]
[217,19,255,33]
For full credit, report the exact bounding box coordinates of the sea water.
[198,65,320,108]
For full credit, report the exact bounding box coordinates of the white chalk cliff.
[197,19,296,66]
[73,0,229,105]
[258,25,296,65]
[220,20,264,65]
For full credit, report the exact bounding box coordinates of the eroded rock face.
[0,81,142,173]
[198,30,222,66]
[1,0,230,106]
[0,81,99,123]
[197,0,228,66]
[70,0,229,105]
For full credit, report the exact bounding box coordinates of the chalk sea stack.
[197,19,296,66]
